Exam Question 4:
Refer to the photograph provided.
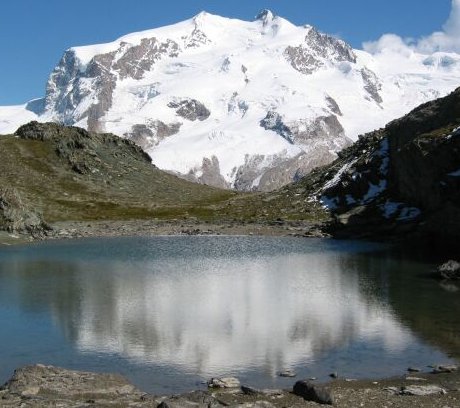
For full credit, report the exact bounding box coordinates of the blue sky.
[0,0,452,105]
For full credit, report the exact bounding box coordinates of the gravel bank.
[1,365,459,407]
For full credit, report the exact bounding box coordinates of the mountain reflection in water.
[0,236,457,392]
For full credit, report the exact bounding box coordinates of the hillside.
[246,87,460,244]
[0,122,235,232]
[1,85,459,244]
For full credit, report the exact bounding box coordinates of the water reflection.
[0,237,418,379]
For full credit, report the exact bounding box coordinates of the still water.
[0,236,458,393]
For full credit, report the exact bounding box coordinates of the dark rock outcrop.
[15,121,152,176]
[437,260,460,280]
[0,187,49,235]
[284,27,356,75]
[167,98,211,121]
[301,87,460,243]
[293,380,334,405]
[260,111,292,143]
[325,95,342,116]
[361,67,383,105]
[125,121,181,150]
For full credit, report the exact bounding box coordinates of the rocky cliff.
[277,87,460,243]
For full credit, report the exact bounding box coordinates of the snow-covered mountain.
[1,10,460,190]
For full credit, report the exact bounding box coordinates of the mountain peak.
[255,9,275,25]
[193,10,211,22]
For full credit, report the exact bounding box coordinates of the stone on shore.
[437,260,460,280]
[0,364,149,406]
[208,377,241,388]
[401,385,447,396]
[293,380,334,405]
[432,364,458,374]
[279,369,297,378]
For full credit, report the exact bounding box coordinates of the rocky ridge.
[0,121,235,226]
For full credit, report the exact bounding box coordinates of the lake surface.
[0,236,458,394]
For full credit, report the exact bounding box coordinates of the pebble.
[329,372,338,379]
[279,369,296,378]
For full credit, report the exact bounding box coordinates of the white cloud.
[364,0,460,55]
[363,33,414,55]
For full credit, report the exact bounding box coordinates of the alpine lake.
[0,235,458,394]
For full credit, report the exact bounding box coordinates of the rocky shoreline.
[1,364,459,407]
[0,218,329,246]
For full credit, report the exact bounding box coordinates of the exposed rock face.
[114,38,180,80]
[125,121,182,150]
[325,95,342,116]
[298,87,460,242]
[167,98,211,121]
[184,156,230,189]
[254,112,352,190]
[260,111,349,148]
[46,49,117,132]
[257,150,338,191]
[45,37,180,131]
[260,111,292,143]
[0,187,48,235]
[285,27,356,75]
[288,115,348,147]
[361,67,383,105]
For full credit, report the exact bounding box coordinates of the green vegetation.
[0,122,327,229]
[0,124,233,224]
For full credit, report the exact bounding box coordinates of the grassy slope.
[0,133,236,223]
[0,121,330,226]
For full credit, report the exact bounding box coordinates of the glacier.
[1,10,460,191]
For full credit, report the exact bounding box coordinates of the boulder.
[400,385,447,396]
[0,364,146,404]
[208,377,241,388]
[432,364,458,374]
[293,380,334,405]
[437,260,460,280]
[0,187,49,235]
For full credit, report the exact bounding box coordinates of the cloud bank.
[364,0,460,55]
